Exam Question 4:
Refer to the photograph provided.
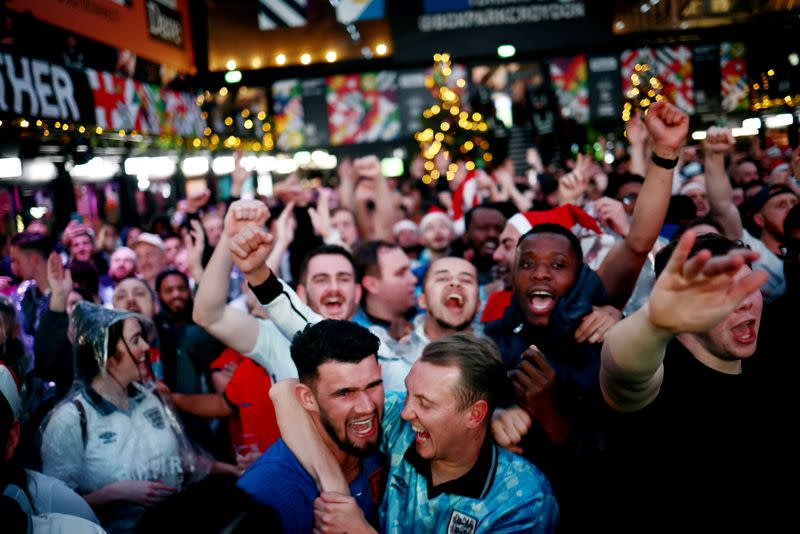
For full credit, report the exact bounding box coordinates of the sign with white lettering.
[146,0,185,48]
[390,0,610,63]
[0,53,93,122]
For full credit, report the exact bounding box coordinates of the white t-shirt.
[742,229,786,302]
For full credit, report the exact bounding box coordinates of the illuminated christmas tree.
[415,53,492,184]
[622,63,665,122]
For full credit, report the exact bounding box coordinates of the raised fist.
[645,101,689,159]
[224,199,269,239]
[703,127,735,156]
[229,225,274,285]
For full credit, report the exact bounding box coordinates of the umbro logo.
[99,431,116,445]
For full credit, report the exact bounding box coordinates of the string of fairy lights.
[751,68,800,110]
[0,94,276,156]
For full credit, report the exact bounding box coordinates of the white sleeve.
[40,402,85,491]
[741,229,786,302]
[26,470,101,525]
[262,279,324,339]
[244,319,299,382]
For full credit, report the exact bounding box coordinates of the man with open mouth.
[270,334,558,533]
[601,231,773,533]
[237,320,387,533]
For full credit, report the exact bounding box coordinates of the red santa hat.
[507,204,602,235]
[451,169,482,222]
[770,159,790,176]
[419,207,453,232]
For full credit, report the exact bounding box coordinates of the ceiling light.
[742,118,762,130]
[212,156,236,175]
[614,21,625,30]
[326,51,337,62]
[375,43,387,56]
[789,53,799,67]
[225,70,242,84]
[497,44,516,59]
[300,53,311,65]
[0,157,22,178]
[276,53,287,65]
[181,157,209,177]
[226,59,237,71]
[764,114,794,128]
[251,57,262,68]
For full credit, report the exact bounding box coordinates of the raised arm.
[597,101,688,307]
[626,109,650,177]
[269,379,349,493]
[600,230,768,412]
[703,127,744,239]
[192,200,269,355]
[358,156,396,241]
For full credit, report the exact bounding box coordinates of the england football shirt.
[379,393,559,533]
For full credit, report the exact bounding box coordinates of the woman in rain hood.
[39,302,214,533]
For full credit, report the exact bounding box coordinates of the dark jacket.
[484,264,611,533]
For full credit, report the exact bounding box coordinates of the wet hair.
[420,333,505,421]
[290,320,380,385]
[9,232,53,261]
[297,245,355,286]
[155,269,190,294]
[655,233,747,277]
[517,223,584,266]
[75,317,146,380]
[351,240,398,281]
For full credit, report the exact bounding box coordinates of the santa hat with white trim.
[508,204,602,235]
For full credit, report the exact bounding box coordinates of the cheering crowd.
[1,100,799,533]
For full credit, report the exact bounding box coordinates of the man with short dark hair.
[271,333,558,533]
[453,205,506,284]
[351,240,417,335]
[601,230,777,532]
[194,200,363,383]
[9,232,53,355]
[237,320,386,533]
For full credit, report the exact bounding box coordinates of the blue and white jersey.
[379,393,559,533]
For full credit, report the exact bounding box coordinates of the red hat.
[770,159,790,175]
[452,169,482,221]
[507,204,602,235]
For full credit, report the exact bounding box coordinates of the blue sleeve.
[380,392,408,454]
[237,461,315,533]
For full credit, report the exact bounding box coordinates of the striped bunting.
[258,0,307,30]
